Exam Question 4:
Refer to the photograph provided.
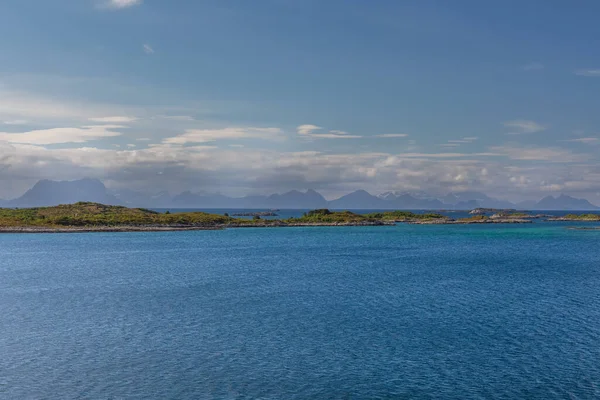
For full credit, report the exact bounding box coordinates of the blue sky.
[1,0,600,201]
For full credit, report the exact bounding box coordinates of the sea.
[1,211,600,399]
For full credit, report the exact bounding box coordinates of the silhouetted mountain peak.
[11,178,118,207]
[535,194,599,210]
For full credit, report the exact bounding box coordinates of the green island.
[548,214,600,221]
[0,203,391,232]
[1,202,599,233]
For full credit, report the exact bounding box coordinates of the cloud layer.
[103,0,143,9]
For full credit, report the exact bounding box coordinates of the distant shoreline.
[0,219,538,234]
[1,202,599,233]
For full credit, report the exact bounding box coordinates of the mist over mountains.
[1,179,599,210]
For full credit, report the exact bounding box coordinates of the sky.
[1,0,600,202]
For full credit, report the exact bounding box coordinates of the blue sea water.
[1,223,600,399]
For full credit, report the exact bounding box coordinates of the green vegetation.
[563,213,600,221]
[457,215,489,222]
[0,202,232,227]
[287,209,372,223]
[364,210,447,221]
[0,203,480,229]
[508,212,530,217]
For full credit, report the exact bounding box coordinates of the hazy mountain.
[328,190,385,209]
[378,191,432,201]
[380,190,511,209]
[534,194,599,210]
[441,191,515,209]
[9,178,120,207]
[4,179,600,211]
[387,194,445,209]
[235,195,269,208]
[112,189,172,208]
[515,200,537,209]
[168,189,327,209]
[171,191,236,208]
[452,200,480,210]
[265,189,328,209]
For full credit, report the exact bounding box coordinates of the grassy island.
[5,202,592,233]
[364,210,448,222]
[0,203,393,232]
[548,213,600,221]
[289,209,376,224]
[0,202,231,228]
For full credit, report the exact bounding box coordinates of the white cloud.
[297,124,321,135]
[490,145,590,162]
[103,0,143,9]
[157,115,195,121]
[504,120,546,134]
[136,137,151,141]
[442,137,478,146]
[375,134,409,138]
[163,127,283,144]
[574,69,600,77]
[0,125,123,145]
[143,44,155,54]
[0,88,142,123]
[562,137,599,144]
[296,124,361,139]
[89,116,138,123]
[2,143,599,201]
[2,120,29,125]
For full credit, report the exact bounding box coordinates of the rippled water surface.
[2,223,600,399]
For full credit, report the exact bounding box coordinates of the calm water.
[1,223,600,399]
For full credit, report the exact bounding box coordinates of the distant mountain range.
[2,179,599,210]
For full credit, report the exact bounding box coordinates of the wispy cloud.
[2,120,29,125]
[156,115,195,121]
[574,69,600,77]
[89,116,137,123]
[0,125,123,145]
[296,124,361,139]
[490,145,590,162]
[163,127,283,144]
[523,62,544,71]
[375,134,409,138]
[504,120,546,134]
[297,124,321,135]
[441,137,478,147]
[562,137,599,144]
[143,44,155,54]
[102,0,143,10]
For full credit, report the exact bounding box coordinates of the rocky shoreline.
[0,225,224,233]
[0,218,539,233]
[546,217,600,222]
[406,218,532,224]
[2,202,598,233]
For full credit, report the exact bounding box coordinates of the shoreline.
[0,221,394,233]
[0,219,542,233]
[2,202,598,233]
